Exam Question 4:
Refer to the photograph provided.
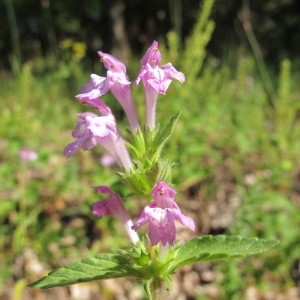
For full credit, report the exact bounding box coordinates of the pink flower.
[135,41,185,129]
[19,148,38,162]
[132,181,195,246]
[92,186,139,244]
[76,52,140,132]
[64,100,133,172]
[98,51,140,132]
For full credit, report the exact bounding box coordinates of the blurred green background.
[1,0,299,299]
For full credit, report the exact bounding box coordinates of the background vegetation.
[1,0,299,299]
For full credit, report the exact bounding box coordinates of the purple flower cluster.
[65,41,194,246]
[93,181,195,246]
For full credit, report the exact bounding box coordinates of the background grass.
[1,3,300,299]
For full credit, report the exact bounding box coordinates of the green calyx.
[120,111,181,198]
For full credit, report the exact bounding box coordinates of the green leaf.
[126,128,146,161]
[156,111,181,149]
[169,235,279,272]
[28,253,138,289]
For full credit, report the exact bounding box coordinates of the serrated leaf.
[28,253,138,289]
[169,235,279,271]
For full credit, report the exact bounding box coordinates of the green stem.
[41,0,58,60]
[148,245,169,300]
[239,0,275,108]
[169,0,182,51]
[150,278,164,300]
[4,0,21,73]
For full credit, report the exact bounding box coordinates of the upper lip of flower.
[98,51,127,73]
[140,40,161,67]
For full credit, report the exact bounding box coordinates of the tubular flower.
[135,41,185,129]
[92,186,139,244]
[64,101,133,172]
[98,51,140,132]
[132,181,195,246]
